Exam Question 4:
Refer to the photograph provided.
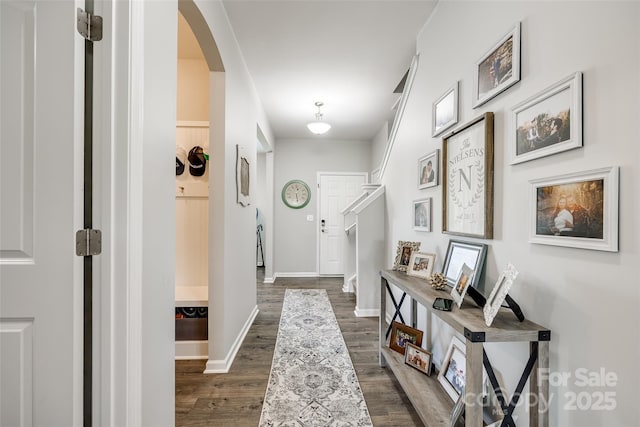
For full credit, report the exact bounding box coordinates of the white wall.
[256,152,267,265]
[382,2,640,426]
[274,139,371,274]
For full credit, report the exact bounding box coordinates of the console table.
[379,269,551,427]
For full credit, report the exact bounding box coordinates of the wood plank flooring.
[175,273,422,426]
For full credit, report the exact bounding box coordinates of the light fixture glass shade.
[307,121,331,135]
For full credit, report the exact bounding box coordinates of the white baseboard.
[263,276,275,284]
[175,340,208,360]
[273,272,318,278]
[203,305,259,374]
[354,307,380,318]
[343,274,356,293]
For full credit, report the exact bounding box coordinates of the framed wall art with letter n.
[442,113,494,239]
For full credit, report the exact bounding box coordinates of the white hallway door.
[318,173,366,275]
[1,1,82,426]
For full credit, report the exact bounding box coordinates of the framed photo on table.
[450,263,475,308]
[392,241,421,272]
[529,166,619,252]
[407,252,436,279]
[484,263,519,326]
[438,336,466,401]
[432,82,458,137]
[441,239,487,289]
[510,72,583,165]
[473,22,521,108]
[442,113,494,239]
[404,343,432,375]
[389,321,423,356]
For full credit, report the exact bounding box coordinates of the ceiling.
[179,1,437,141]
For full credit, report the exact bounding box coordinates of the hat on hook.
[188,146,207,176]
[176,147,187,175]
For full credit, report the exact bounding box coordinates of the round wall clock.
[282,179,311,209]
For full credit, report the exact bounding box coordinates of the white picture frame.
[483,263,519,327]
[529,166,619,252]
[450,263,475,308]
[432,82,458,137]
[412,198,432,232]
[473,22,521,108]
[510,72,583,165]
[392,241,421,272]
[406,252,436,279]
[418,150,439,189]
[437,336,466,402]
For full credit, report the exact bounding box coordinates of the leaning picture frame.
[432,82,459,137]
[529,166,619,252]
[392,241,421,272]
[483,263,519,326]
[404,343,432,376]
[407,252,436,280]
[442,113,494,239]
[389,321,424,356]
[441,239,488,289]
[473,22,521,108]
[418,150,439,189]
[437,336,466,401]
[450,263,475,308]
[236,145,250,206]
[412,198,432,232]
[510,72,583,165]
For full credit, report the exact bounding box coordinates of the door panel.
[1,1,81,425]
[319,174,366,275]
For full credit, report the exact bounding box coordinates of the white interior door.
[1,1,82,425]
[319,173,366,275]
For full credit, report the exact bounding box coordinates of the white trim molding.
[204,305,259,374]
[274,272,318,279]
[354,307,380,318]
[175,341,209,360]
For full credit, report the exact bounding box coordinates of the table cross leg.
[384,283,407,339]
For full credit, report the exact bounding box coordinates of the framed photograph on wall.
[389,321,423,356]
[236,145,250,206]
[483,263,519,327]
[432,82,459,137]
[510,72,583,165]
[418,150,439,189]
[392,241,421,272]
[473,22,521,108]
[442,113,494,239]
[413,198,432,232]
[438,336,466,401]
[407,252,436,279]
[441,240,487,289]
[529,166,619,252]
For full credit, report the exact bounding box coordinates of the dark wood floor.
[175,271,422,426]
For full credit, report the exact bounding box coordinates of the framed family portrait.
[442,113,494,239]
[483,263,519,327]
[407,252,436,279]
[510,72,583,165]
[392,241,421,272]
[389,321,423,356]
[412,198,432,232]
[529,166,619,252]
[442,240,487,289]
[236,145,250,207]
[473,22,521,108]
[450,263,475,308]
[432,82,458,137]
[438,336,466,401]
[418,150,439,189]
[404,343,432,375]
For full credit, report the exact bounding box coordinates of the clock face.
[282,180,311,209]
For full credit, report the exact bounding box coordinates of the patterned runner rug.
[259,289,373,426]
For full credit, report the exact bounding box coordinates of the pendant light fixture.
[306,101,331,135]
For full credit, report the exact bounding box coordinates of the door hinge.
[77,8,103,42]
[76,229,102,257]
